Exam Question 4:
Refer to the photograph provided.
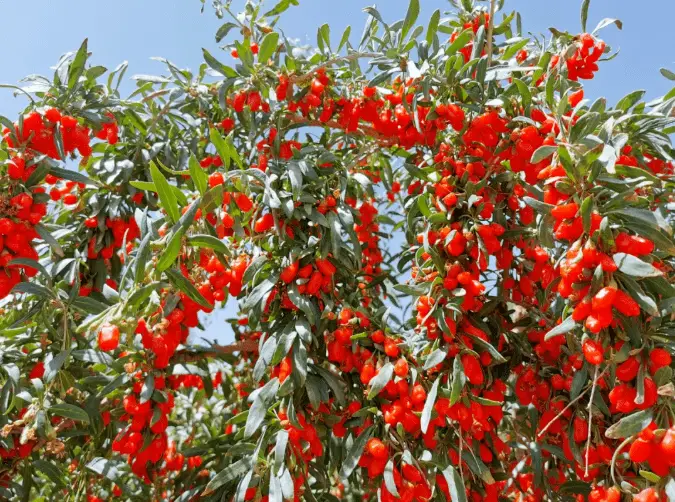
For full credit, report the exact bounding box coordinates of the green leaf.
[580,0,590,33]
[383,459,400,497]
[605,409,653,439]
[189,155,208,195]
[36,224,64,258]
[338,26,351,51]
[202,48,237,77]
[244,377,279,438]
[544,317,577,341]
[68,39,88,88]
[660,68,675,81]
[580,196,593,233]
[48,166,95,186]
[450,356,465,405]
[134,234,152,283]
[215,22,238,43]
[209,128,230,169]
[339,426,373,480]
[34,459,66,488]
[367,362,393,399]
[426,10,441,45]
[264,0,299,17]
[523,196,554,215]
[530,145,556,164]
[165,268,213,310]
[441,465,467,502]
[401,0,420,40]
[45,351,69,383]
[274,430,288,475]
[421,378,439,434]
[149,162,180,225]
[11,282,54,299]
[203,457,254,495]
[613,253,662,278]
[424,348,447,370]
[259,32,280,63]
[86,457,124,482]
[156,228,185,272]
[592,18,622,35]
[446,30,473,56]
[187,234,229,254]
[49,403,90,423]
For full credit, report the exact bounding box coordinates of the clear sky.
[1,0,673,345]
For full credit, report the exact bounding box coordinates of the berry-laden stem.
[486,0,497,67]
[537,366,609,438]
[584,364,600,477]
[289,52,380,84]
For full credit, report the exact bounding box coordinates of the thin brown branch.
[486,0,497,67]
[584,365,600,476]
[289,52,380,84]
[175,339,259,362]
[537,366,609,438]
[284,113,395,146]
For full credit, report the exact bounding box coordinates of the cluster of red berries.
[0,196,44,298]
[551,33,606,81]
[4,109,93,159]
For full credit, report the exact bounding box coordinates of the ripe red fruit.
[280,261,299,284]
[315,258,336,277]
[394,358,409,377]
[649,348,672,374]
[63,193,78,205]
[98,323,120,352]
[591,286,617,311]
[629,438,652,463]
[582,339,604,365]
[612,289,640,316]
[235,193,253,212]
[551,202,578,220]
[366,438,387,459]
[254,213,274,233]
[7,158,25,179]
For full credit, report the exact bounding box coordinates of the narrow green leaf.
[149,162,180,225]
[367,362,393,399]
[605,409,653,439]
[449,356,465,405]
[189,155,208,195]
[421,379,439,433]
[202,48,237,77]
[165,268,213,310]
[187,234,229,254]
[68,39,88,88]
[580,0,590,33]
[49,403,90,423]
[544,317,577,341]
[426,9,441,45]
[614,253,662,278]
[156,228,185,272]
[259,32,280,63]
[441,465,467,502]
[339,427,373,479]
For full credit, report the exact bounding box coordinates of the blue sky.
[1,0,673,345]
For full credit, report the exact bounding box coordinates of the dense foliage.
[0,0,674,501]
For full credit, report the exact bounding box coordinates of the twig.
[284,113,395,145]
[610,435,634,488]
[584,365,600,477]
[289,52,380,84]
[486,0,497,67]
[537,366,609,438]
[175,339,258,362]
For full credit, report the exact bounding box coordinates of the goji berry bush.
[0,0,674,501]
